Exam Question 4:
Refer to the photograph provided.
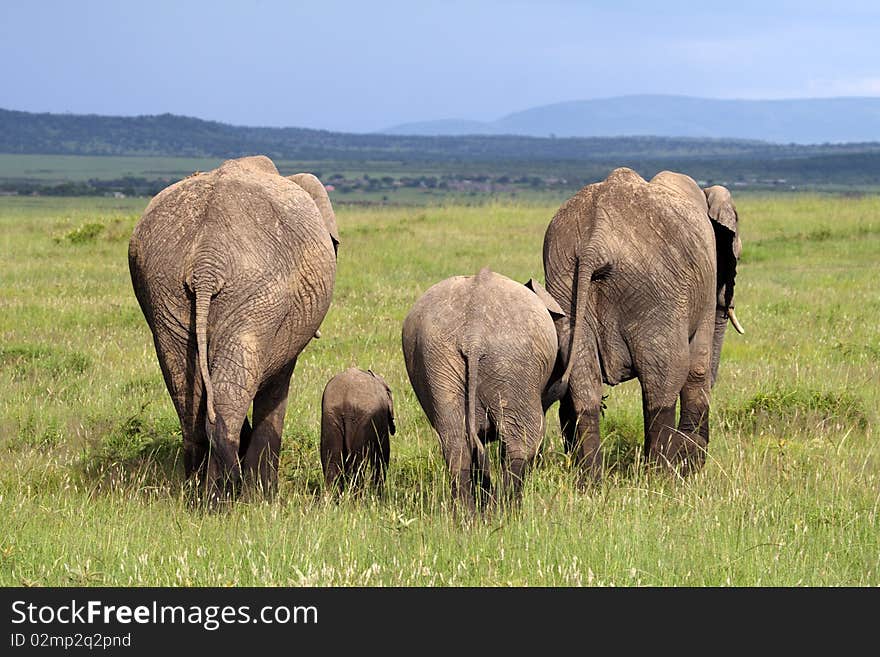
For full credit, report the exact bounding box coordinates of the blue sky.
[2,1,878,132]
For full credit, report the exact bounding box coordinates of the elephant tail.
[463,348,489,481]
[194,287,216,425]
[546,248,603,403]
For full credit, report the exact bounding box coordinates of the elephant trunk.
[711,214,743,378]
[710,308,728,387]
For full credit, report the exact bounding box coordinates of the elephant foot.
[575,465,603,491]
[449,468,478,516]
[243,467,279,501]
[498,456,530,511]
[648,431,708,477]
[644,405,707,477]
[207,480,242,510]
[573,411,603,489]
[575,440,604,489]
[199,454,244,509]
[240,480,278,504]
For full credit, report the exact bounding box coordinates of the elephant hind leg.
[674,388,709,476]
[436,420,477,516]
[203,345,264,503]
[339,448,362,493]
[238,416,253,460]
[147,323,208,485]
[370,427,390,496]
[183,438,208,481]
[641,402,680,472]
[564,352,605,486]
[558,391,578,455]
[471,433,493,511]
[243,360,296,498]
[320,414,345,495]
[204,413,246,504]
[676,322,714,475]
[638,372,702,476]
[633,333,691,475]
[499,406,545,507]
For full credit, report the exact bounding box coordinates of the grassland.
[0,153,577,186]
[0,192,878,586]
[0,154,225,183]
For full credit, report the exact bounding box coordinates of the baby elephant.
[320,368,396,494]
[402,267,565,513]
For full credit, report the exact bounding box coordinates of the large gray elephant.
[543,167,743,480]
[128,155,338,500]
[401,267,565,512]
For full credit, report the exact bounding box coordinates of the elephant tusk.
[728,308,745,335]
[314,329,322,339]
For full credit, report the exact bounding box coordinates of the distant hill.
[3,107,879,164]
[386,118,493,136]
[382,95,880,144]
[3,107,880,194]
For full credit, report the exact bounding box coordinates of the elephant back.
[650,171,708,214]
[323,367,390,417]
[132,157,335,282]
[403,269,558,380]
[129,155,337,368]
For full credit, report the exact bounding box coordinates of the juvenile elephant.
[543,167,743,479]
[128,155,339,501]
[401,267,565,512]
[320,367,395,494]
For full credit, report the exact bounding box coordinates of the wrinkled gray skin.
[320,367,395,495]
[402,268,565,513]
[543,167,742,480]
[129,155,338,501]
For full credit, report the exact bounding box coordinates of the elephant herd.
[128,155,743,512]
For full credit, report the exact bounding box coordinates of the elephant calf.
[320,368,395,494]
[402,267,565,513]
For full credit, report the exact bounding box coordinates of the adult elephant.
[129,155,339,500]
[402,267,565,513]
[543,167,743,480]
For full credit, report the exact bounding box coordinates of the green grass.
[0,193,878,586]
[0,153,566,185]
[0,154,225,183]
[0,154,576,204]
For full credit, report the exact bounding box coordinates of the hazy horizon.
[2,1,879,133]
[7,93,880,134]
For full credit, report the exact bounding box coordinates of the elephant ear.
[288,173,340,254]
[705,185,741,259]
[368,369,396,435]
[525,278,565,319]
[386,387,396,435]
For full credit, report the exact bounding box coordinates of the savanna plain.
[0,192,877,586]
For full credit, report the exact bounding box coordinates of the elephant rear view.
[320,367,395,495]
[543,167,743,479]
[401,267,565,513]
[128,155,338,501]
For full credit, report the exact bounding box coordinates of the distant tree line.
[2,108,880,194]
[0,176,170,197]
[3,108,880,164]
[3,151,880,197]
